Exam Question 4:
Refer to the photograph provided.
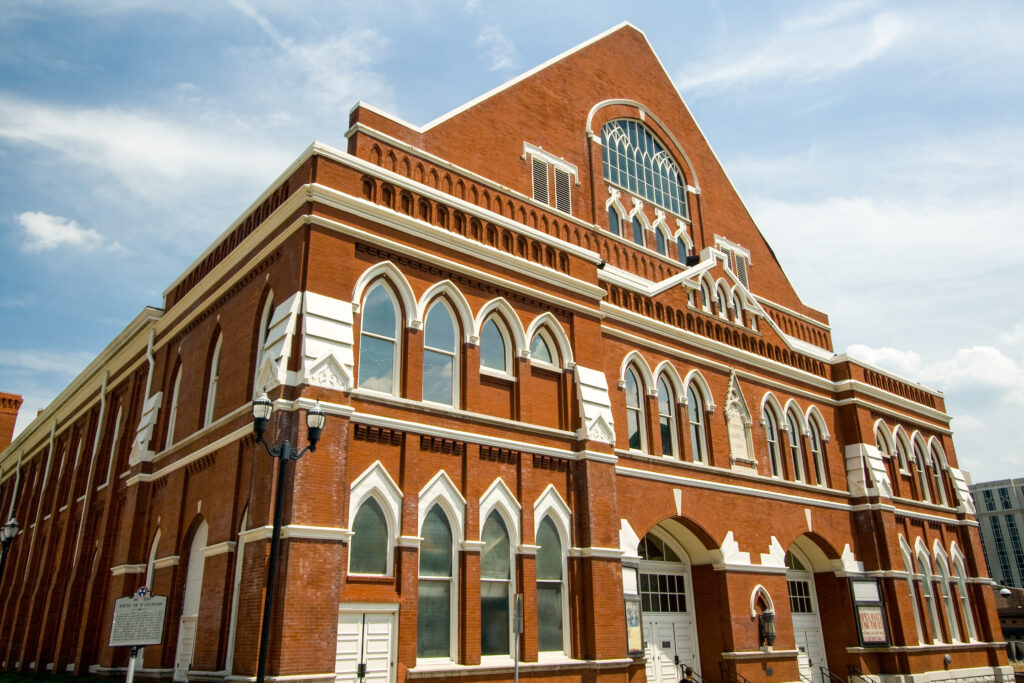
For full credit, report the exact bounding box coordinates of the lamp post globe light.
[251,393,326,683]
[0,517,20,583]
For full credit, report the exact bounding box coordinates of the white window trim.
[479,478,521,660]
[358,283,403,396]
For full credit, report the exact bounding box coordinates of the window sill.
[480,368,516,383]
[346,573,394,583]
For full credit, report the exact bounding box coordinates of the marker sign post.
[110,587,167,683]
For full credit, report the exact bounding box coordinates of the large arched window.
[785,410,805,482]
[204,334,223,427]
[699,277,712,312]
[481,317,512,374]
[894,430,911,473]
[349,497,389,575]
[686,384,707,464]
[359,283,400,394]
[481,511,513,656]
[418,504,455,660]
[608,205,621,237]
[601,119,687,218]
[677,236,691,264]
[625,367,646,452]
[716,286,729,318]
[657,376,677,458]
[423,301,458,406]
[764,408,783,477]
[536,516,566,653]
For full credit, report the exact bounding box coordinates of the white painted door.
[794,615,827,682]
[787,550,828,683]
[643,616,694,683]
[173,617,197,681]
[336,611,395,683]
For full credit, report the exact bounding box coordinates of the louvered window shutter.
[554,167,571,214]
[532,158,549,203]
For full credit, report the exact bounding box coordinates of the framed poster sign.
[850,579,891,647]
[624,596,644,654]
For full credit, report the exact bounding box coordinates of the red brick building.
[0,23,1009,683]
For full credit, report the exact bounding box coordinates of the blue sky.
[1,1,1022,483]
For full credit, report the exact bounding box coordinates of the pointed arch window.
[481,511,513,656]
[481,317,512,374]
[953,556,978,641]
[631,216,645,247]
[418,504,455,659]
[716,287,728,318]
[166,365,182,450]
[765,408,783,477]
[655,229,667,256]
[530,330,555,365]
[699,280,712,312]
[359,283,400,394]
[601,119,687,218]
[918,553,943,642]
[936,556,961,643]
[913,440,932,502]
[786,410,805,482]
[808,419,827,487]
[901,543,925,643]
[350,497,389,575]
[625,367,646,452]
[895,433,911,473]
[930,446,949,506]
[204,335,222,427]
[686,384,707,464]
[608,205,621,237]
[677,237,691,263]
[657,377,677,458]
[536,516,566,653]
[423,302,458,406]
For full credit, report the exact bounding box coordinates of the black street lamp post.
[0,517,20,584]
[252,393,326,683]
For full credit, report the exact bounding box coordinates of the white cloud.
[225,0,394,115]
[676,6,905,94]
[0,349,94,376]
[475,25,517,71]
[16,211,102,251]
[0,95,292,205]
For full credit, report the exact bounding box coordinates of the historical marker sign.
[110,595,167,647]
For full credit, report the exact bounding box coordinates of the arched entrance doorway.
[786,548,828,682]
[638,530,699,683]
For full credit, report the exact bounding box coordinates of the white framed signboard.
[109,595,168,648]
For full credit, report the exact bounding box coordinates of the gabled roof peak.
[352,22,648,134]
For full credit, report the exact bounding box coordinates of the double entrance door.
[335,610,396,683]
[640,568,698,683]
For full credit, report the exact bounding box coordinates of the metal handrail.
[847,665,878,683]
[819,667,845,683]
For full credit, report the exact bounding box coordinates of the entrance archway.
[786,548,828,682]
[637,528,700,683]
